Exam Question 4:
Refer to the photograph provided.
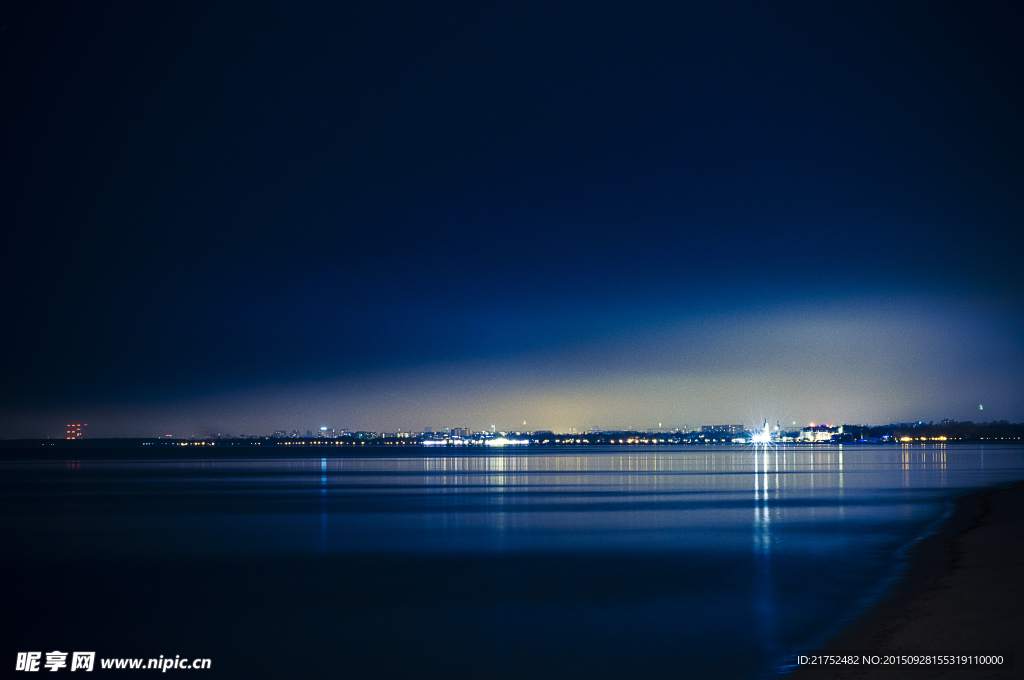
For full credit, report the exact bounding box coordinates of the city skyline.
[11,409,1016,442]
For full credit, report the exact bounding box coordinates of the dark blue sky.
[2,1,1022,437]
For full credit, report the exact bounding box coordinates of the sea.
[3,443,1023,678]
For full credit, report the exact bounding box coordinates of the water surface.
[3,443,1022,678]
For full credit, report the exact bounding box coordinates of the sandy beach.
[793,481,1024,679]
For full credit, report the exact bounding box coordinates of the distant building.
[451,427,470,438]
[701,424,744,435]
[799,425,843,442]
[66,423,88,440]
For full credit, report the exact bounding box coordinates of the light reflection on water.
[753,445,777,663]
[4,444,1021,559]
[2,444,1022,679]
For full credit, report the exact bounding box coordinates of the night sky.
[2,1,1022,438]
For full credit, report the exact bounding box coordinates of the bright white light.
[750,419,773,446]
[486,438,528,447]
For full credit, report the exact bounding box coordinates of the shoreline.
[792,480,1024,679]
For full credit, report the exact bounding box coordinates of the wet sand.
[793,481,1024,679]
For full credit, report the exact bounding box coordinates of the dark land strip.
[794,481,1024,679]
